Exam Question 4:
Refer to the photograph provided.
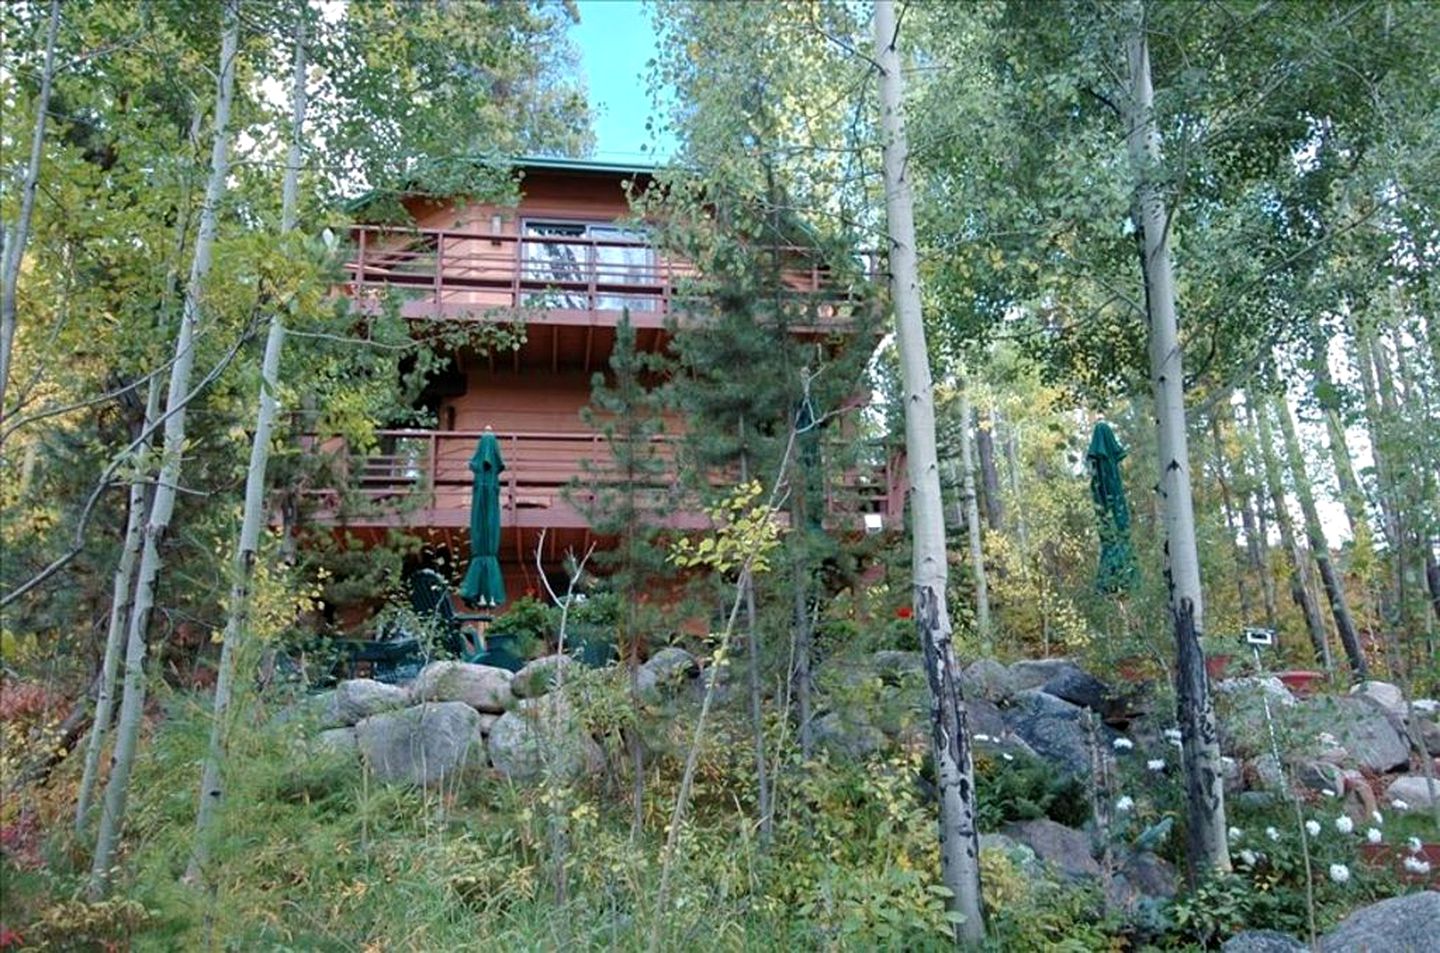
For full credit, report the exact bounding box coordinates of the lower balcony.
[303,428,905,558]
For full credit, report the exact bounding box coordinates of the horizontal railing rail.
[316,428,899,523]
[346,225,880,318]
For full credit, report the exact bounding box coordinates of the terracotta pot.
[1276,669,1326,697]
[1358,842,1440,886]
[1205,654,1234,680]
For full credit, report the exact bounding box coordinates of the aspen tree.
[874,1,985,940]
[186,3,308,885]
[88,0,241,896]
[1123,0,1229,874]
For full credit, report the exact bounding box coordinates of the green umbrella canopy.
[1087,421,1138,594]
[460,430,506,606]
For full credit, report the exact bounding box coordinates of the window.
[521,220,657,311]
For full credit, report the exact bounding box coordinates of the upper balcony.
[344,225,880,333]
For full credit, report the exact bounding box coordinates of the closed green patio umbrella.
[460,429,507,606]
[1087,421,1138,593]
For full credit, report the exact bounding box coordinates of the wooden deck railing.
[328,428,901,526]
[345,226,879,320]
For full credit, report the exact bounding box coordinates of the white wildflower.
[1115,796,1135,813]
[1408,837,1424,854]
[1146,759,1166,772]
[1366,828,1382,845]
[1238,849,1258,867]
[1112,737,1134,751]
[1305,820,1322,837]
[974,733,993,742]
[1163,728,1182,743]
[1412,699,1438,713]
[1228,826,1243,842]
[1266,826,1281,842]
[1321,788,1336,798]
[1371,811,1384,826]
[1328,863,1350,884]
[1317,731,1339,747]
[1391,799,1411,811]
[1403,856,1432,875]
[1001,752,1014,761]
[1335,816,1354,835]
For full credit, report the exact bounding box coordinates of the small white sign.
[1243,627,1276,647]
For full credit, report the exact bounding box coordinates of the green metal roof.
[512,155,662,177]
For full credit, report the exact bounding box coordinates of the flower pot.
[1205,654,1234,680]
[474,633,525,672]
[1276,670,1326,697]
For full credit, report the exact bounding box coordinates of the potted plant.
[484,595,551,671]
[1200,636,1236,680]
[567,591,619,667]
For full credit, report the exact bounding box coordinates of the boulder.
[476,712,501,735]
[1214,677,1295,759]
[313,727,359,757]
[1249,753,1286,791]
[410,661,513,714]
[1296,760,1346,795]
[965,698,1009,743]
[487,695,603,783]
[637,647,699,705]
[1319,890,1440,952]
[978,833,1044,877]
[1296,696,1410,774]
[1387,775,1440,811]
[1040,666,1115,717]
[1009,658,1080,693]
[1420,717,1440,758]
[1003,690,1109,778]
[963,658,1017,704]
[1000,818,1099,879]
[1350,680,1407,721]
[813,711,887,760]
[317,678,410,728]
[511,654,574,700]
[872,650,925,684]
[1222,931,1307,953]
[1117,849,1177,900]
[356,702,484,786]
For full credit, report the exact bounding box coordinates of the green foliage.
[973,749,1090,832]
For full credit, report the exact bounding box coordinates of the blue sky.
[571,0,677,162]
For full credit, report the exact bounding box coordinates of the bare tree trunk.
[977,408,1004,533]
[88,2,239,897]
[1123,4,1229,876]
[185,10,307,887]
[74,382,160,835]
[874,3,985,939]
[1240,486,1279,632]
[0,0,60,415]
[1209,409,1253,623]
[1272,394,1367,679]
[1253,395,1331,668]
[959,387,991,649]
[735,437,775,837]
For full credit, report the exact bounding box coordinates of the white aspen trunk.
[873,2,985,940]
[1273,394,1367,680]
[959,388,991,648]
[1208,411,1253,623]
[74,380,161,835]
[186,11,307,885]
[1123,2,1229,875]
[976,409,1005,533]
[1253,395,1332,667]
[0,0,60,414]
[88,2,240,897]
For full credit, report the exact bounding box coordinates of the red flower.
[895,606,913,620]
[0,925,23,948]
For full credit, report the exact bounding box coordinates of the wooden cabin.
[313,157,904,606]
